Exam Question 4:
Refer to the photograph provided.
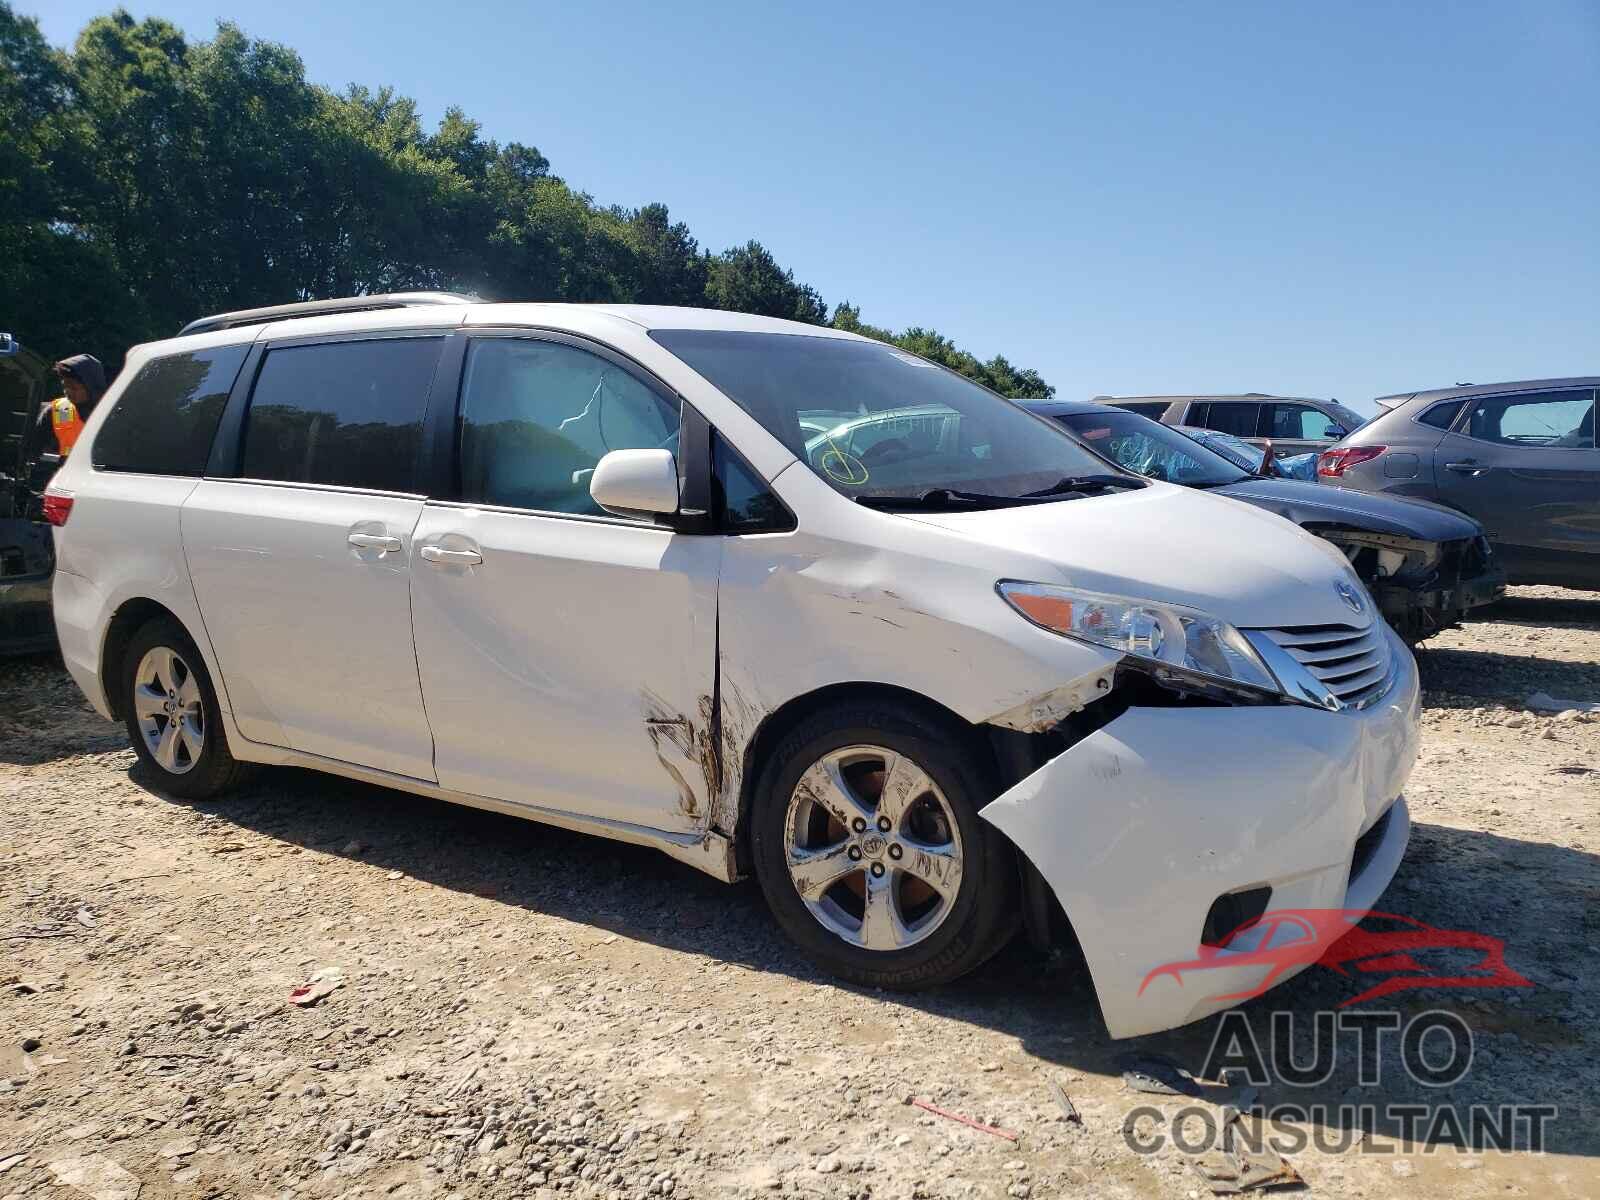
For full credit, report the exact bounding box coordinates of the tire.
[750,702,1017,989]
[121,617,251,799]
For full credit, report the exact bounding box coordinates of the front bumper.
[980,628,1420,1039]
[1371,536,1506,632]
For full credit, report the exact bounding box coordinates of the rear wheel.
[122,618,250,799]
[751,703,1017,988]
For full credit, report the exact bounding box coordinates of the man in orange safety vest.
[41,355,107,457]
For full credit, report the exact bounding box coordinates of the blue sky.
[36,1,1600,412]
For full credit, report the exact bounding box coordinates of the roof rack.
[178,292,475,338]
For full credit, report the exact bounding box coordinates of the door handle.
[418,545,483,566]
[1444,461,1486,476]
[348,533,403,553]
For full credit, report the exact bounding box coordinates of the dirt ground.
[2,585,1597,1200]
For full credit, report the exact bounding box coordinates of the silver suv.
[1319,378,1598,589]
[1102,393,1367,458]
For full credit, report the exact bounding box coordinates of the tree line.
[0,5,1053,396]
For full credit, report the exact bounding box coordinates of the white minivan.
[46,295,1419,1038]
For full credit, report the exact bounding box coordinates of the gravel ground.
[1,585,1596,1200]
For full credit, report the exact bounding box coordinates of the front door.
[183,334,446,779]
[408,332,719,831]
[1433,387,1599,584]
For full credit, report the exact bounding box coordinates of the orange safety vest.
[49,397,85,456]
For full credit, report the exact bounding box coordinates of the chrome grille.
[1256,622,1395,709]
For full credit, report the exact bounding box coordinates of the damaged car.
[48,295,1420,1039]
[1025,400,1505,644]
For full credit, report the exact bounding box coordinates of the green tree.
[705,241,826,324]
[0,2,1053,395]
[623,203,708,307]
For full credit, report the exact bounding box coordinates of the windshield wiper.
[1019,474,1147,499]
[854,488,1041,510]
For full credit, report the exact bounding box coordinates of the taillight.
[1317,446,1386,478]
[42,490,74,526]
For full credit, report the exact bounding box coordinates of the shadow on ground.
[1483,591,1600,634]
[0,650,128,765]
[128,758,1599,1159]
[1416,644,1600,703]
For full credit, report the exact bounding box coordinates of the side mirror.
[1323,423,1346,440]
[590,448,679,517]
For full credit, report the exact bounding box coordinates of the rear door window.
[1116,402,1171,419]
[1461,390,1595,447]
[240,337,443,493]
[92,345,249,476]
[1198,402,1261,437]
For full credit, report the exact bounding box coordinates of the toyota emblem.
[1336,580,1365,615]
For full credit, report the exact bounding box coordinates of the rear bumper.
[980,631,1420,1039]
[52,567,113,718]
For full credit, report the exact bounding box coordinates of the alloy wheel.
[132,646,205,775]
[783,744,964,951]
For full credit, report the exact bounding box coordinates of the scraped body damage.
[712,464,1122,839]
[979,630,1421,1039]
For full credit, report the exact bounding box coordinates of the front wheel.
[122,618,250,799]
[750,704,1017,989]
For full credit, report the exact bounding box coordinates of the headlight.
[997,581,1281,693]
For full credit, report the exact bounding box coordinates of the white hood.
[905,482,1370,630]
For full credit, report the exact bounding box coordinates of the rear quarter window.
[1416,400,1465,430]
[92,344,250,476]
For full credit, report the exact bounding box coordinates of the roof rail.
[178,292,475,338]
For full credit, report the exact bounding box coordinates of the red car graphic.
[1139,909,1533,1008]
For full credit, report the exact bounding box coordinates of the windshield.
[650,330,1124,503]
[1054,411,1250,486]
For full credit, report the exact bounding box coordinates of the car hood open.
[905,483,1373,630]
[1214,478,1481,540]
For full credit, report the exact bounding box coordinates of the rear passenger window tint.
[1417,400,1465,430]
[92,345,248,476]
[241,338,442,492]
[1200,403,1261,437]
[1118,402,1169,418]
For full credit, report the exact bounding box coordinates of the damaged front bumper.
[1330,530,1506,639]
[980,627,1420,1039]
